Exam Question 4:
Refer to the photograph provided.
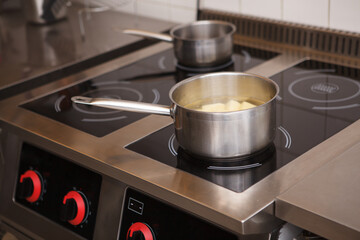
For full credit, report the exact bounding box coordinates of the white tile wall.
[199,0,241,14]
[170,5,197,23]
[136,0,171,22]
[114,1,136,13]
[283,0,328,28]
[112,0,197,23]
[169,0,196,8]
[86,0,360,34]
[329,0,360,33]
[169,0,197,23]
[242,0,282,20]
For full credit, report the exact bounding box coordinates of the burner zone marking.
[167,133,263,171]
[158,56,166,70]
[81,116,127,122]
[54,95,66,112]
[151,89,160,104]
[158,55,177,70]
[207,163,262,171]
[289,75,360,103]
[70,86,161,122]
[168,134,177,156]
[278,126,291,149]
[168,127,292,157]
[312,103,360,110]
[295,69,336,75]
[311,82,339,94]
[71,86,144,115]
[241,50,251,64]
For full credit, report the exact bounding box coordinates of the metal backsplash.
[199,9,360,60]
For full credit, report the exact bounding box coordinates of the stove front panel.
[119,188,239,240]
[15,143,102,239]
[0,132,125,240]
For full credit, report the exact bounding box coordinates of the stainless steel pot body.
[72,72,279,159]
[169,72,278,159]
[123,20,236,68]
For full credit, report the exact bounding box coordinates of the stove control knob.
[18,170,44,203]
[127,222,155,240]
[60,190,89,226]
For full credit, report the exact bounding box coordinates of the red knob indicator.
[61,190,88,226]
[127,222,155,240]
[19,170,43,203]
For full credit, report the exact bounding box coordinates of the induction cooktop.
[22,45,278,137]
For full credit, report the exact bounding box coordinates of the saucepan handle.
[71,96,172,116]
[123,29,173,43]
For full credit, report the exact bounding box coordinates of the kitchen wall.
[100,0,360,34]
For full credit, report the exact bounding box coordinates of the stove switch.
[18,170,43,203]
[127,222,155,240]
[61,191,88,226]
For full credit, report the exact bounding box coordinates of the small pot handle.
[71,96,173,116]
[123,29,173,43]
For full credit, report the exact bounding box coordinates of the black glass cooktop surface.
[21,42,360,193]
[22,45,278,137]
[126,60,360,193]
[127,125,278,193]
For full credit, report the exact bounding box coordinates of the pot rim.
[169,20,236,42]
[169,71,280,115]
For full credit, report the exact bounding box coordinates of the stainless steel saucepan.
[123,20,236,68]
[72,72,279,160]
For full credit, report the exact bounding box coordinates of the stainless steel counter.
[276,129,360,240]
[0,2,175,99]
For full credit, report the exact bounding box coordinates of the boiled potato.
[225,99,243,111]
[201,103,226,112]
[199,99,257,112]
[238,101,256,110]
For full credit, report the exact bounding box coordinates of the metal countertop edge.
[275,133,360,240]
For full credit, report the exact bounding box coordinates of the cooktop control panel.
[119,188,238,240]
[15,143,102,239]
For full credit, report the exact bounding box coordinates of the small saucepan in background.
[123,20,236,68]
